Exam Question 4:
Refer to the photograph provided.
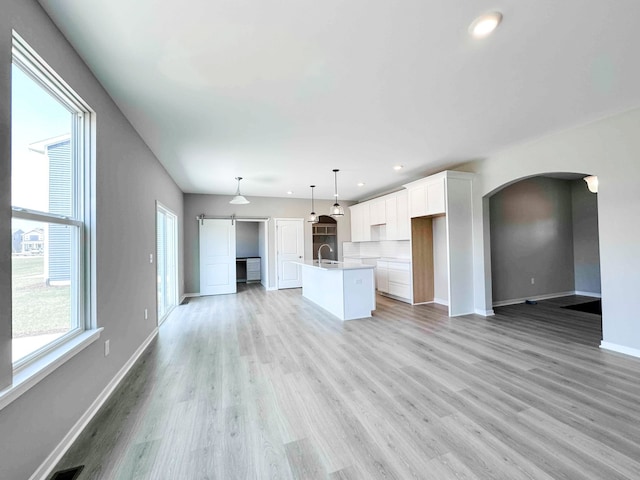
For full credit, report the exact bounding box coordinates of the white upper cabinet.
[349,204,363,242]
[405,174,446,218]
[385,195,398,239]
[361,203,371,241]
[350,190,410,242]
[369,199,386,225]
[408,184,427,218]
[396,190,410,240]
[350,203,371,242]
[426,177,445,215]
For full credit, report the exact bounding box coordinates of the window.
[157,203,178,323]
[11,32,93,368]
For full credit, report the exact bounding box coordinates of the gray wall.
[185,194,352,293]
[0,2,184,479]
[236,221,260,258]
[571,180,601,294]
[489,177,575,303]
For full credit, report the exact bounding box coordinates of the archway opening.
[486,173,602,339]
[312,215,338,261]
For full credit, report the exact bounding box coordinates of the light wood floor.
[51,286,640,479]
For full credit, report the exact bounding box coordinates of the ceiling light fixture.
[229,176,250,204]
[308,185,318,223]
[330,169,344,217]
[584,175,598,193]
[393,165,403,171]
[357,182,365,187]
[469,12,502,38]
[287,191,293,195]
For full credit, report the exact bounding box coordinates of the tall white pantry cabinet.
[349,170,475,317]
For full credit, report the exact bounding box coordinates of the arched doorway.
[312,215,338,261]
[486,173,602,335]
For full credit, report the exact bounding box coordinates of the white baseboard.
[433,298,449,306]
[599,342,640,359]
[493,291,576,307]
[30,328,159,480]
[475,309,495,316]
[575,291,601,298]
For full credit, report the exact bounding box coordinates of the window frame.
[10,31,95,372]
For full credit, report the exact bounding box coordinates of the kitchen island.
[295,260,376,321]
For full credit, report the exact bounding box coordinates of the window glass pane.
[11,64,73,216]
[11,218,76,363]
[157,208,178,324]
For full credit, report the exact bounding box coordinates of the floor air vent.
[51,465,84,480]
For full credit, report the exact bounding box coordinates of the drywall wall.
[489,177,575,303]
[460,105,640,353]
[571,180,601,295]
[432,216,448,305]
[184,194,353,293]
[0,2,184,479]
[236,221,259,258]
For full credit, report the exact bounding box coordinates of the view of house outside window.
[11,58,81,364]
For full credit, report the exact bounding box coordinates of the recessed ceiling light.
[393,165,403,171]
[287,191,293,195]
[357,182,365,187]
[469,12,502,38]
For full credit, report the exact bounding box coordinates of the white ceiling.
[38,0,640,201]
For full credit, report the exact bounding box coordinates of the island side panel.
[300,265,346,319]
[342,268,376,320]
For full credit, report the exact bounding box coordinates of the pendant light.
[229,177,250,204]
[308,185,318,223]
[330,169,344,217]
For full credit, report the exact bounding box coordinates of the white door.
[199,219,236,295]
[276,219,304,289]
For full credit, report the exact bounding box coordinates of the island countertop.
[295,260,375,271]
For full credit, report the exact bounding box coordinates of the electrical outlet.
[531,277,535,285]
[144,308,148,320]
[149,253,153,264]
[104,339,110,357]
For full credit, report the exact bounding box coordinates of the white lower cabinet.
[246,258,261,282]
[376,261,389,293]
[376,260,411,303]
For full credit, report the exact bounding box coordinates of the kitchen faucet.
[318,244,333,264]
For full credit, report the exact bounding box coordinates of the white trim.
[475,309,495,316]
[29,328,158,480]
[433,298,449,306]
[575,291,601,298]
[600,342,640,359]
[492,291,575,307]
[0,329,102,411]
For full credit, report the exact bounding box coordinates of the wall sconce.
[583,175,598,194]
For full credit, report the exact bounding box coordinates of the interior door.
[276,219,304,289]
[199,219,236,295]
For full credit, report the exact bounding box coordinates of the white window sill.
[0,328,103,411]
